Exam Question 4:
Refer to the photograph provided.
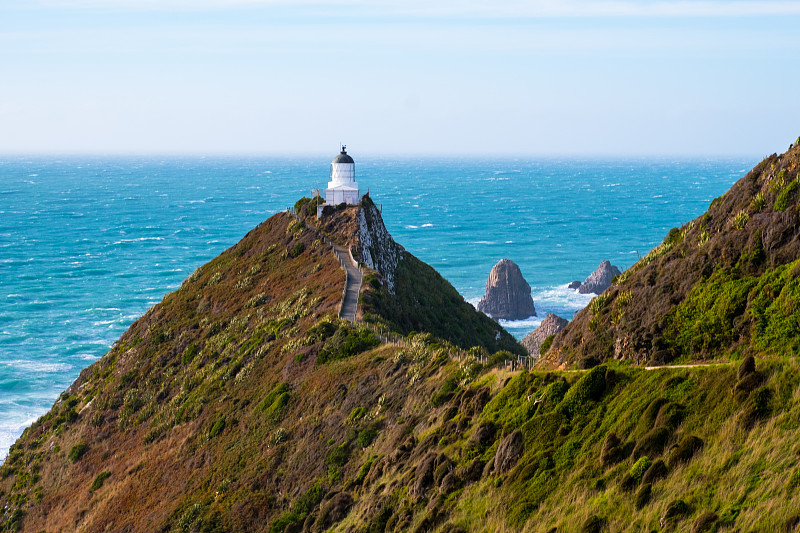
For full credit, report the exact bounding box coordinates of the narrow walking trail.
[332,243,362,323]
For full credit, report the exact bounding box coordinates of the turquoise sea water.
[0,155,755,460]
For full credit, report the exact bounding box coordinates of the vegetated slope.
[298,195,523,356]
[546,140,800,367]
[3,195,800,532]
[0,204,523,532]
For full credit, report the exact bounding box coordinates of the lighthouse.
[325,146,360,205]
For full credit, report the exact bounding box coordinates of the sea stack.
[477,259,536,320]
[521,313,569,357]
[578,260,622,294]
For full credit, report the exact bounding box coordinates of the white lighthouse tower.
[325,146,359,205]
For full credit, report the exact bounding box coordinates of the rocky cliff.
[520,313,568,357]
[545,141,800,367]
[355,196,404,293]
[577,260,622,294]
[477,259,536,320]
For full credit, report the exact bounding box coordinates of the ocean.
[0,155,754,460]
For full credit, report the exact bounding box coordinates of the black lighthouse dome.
[332,146,354,164]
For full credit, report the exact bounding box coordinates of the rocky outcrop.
[521,313,568,356]
[477,259,536,320]
[568,281,582,290]
[578,260,622,294]
[356,196,405,293]
[493,430,524,474]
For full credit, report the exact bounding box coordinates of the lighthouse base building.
[317,146,360,217]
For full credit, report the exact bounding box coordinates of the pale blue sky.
[2,1,799,156]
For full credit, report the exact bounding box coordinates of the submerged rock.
[477,259,536,320]
[578,260,622,294]
[520,313,568,357]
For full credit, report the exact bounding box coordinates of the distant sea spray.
[0,155,753,460]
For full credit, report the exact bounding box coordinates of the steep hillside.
[5,161,800,533]
[547,140,800,367]
[299,195,523,356]
[0,203,520,532]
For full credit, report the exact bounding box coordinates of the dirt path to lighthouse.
[332,243,362,322]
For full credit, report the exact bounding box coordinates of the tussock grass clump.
[661,499,691,527]
[89,471,111,492]
[668,435,704,468]
[600,432,624,466]
[691,510,719,533]
[634,483,652,509]
[641,458,668,484]
[581,514,605,533]
[631,427,671,460]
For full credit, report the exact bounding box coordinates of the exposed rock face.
[356,197,405,293]
[568,280,582,290]
[494,430,524,474]
[578,260,622,294]
[477,259,536,320]
[520,313,568,356]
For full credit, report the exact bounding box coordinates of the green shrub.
[616,290,632,307]
[751,191,766,211]
[326,443,350,467]
[774,177,800,212]
[207,416,226,440]
[289,241,305,258]
[630,456,652,483]
[540,335,555,355]
[268,427,288,447]
[346,406,367,425]
[267,484,325,533]
[317,324,380,364]
[558,366,606,417]
[68,443,88,463]
[590,295,608,316]
[431,377,459,407]
[356,427,378,448]
[356,455,378,483]
[258,382,291,422]
[697,228,710,247]
[181,343,199,365]
[732,209,749,229]
[305,319,338,345]
[294,197,310,213]
[90,471,111,492]
[664,269,756,355]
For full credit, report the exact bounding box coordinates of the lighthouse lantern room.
[325,146,359,205]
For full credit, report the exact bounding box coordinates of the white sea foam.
[421,223,434,227]
[498,316,542,330]
[0,415,42,465]
[469,284,594,339]
[5,360,72,373]
[112,237,165,245]
[405,225,418,229]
